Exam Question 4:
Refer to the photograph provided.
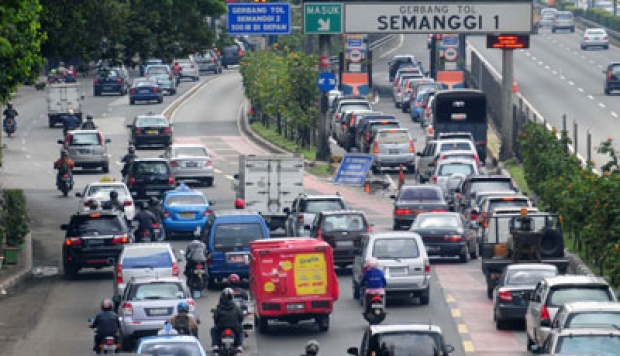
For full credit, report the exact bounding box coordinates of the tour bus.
[432,89,488,163]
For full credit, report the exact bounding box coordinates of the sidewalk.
[0,232,32,297]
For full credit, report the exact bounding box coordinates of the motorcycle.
[218,328,238,356]
[136,228,154,243]
[362,288,387,325]
[58,173,73,197]
[187,262,207,299]
[88,318,120,354]
[4,117,16,137]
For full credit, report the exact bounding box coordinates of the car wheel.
[353,280,360,299]
[316,315,330,332]
[470,243,478,259]
[63,260,78,279]
[158,98,163,103]
[102,163,110,173]
[552,27,556,33]
[580,44,585,50]
[571,26,575,33]
[205,178,213,187]
[171,89,177,95]
[393,223,400,231]
[129,99,135,105]
[496,318,509,330]
[121,336,133,352]
[487,286,494,300]
[257,316,269,334]
[371,165,380,174]
[407,164,416,174]
[94,90,100,96]
[605,88,611,95]
[419,288,430,305]
[395,102,401,108]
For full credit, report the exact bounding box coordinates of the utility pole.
[499,49,514,161]
[316,34,332,162]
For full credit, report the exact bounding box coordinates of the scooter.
[4,117,16,137]
[58,173,73,197]
[362,288,387,325]
[88,318,120,354]
[187,262,207,298]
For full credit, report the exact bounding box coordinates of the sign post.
[334,154,374,186]
[304,3,343,34]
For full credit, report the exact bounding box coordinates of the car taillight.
[373,142,379,154]
[498,289,513,302]
[431,209,447,213]
[482,212,488,218]
[431,176,437,183]
[394,208,412,215]
[168,175,175,185]
[427,126,434,135]
[207,255,213,265]
[112,235,129,244]
[105,338,114,346]
[206,160,213,166]
[124,200,132,207]
[409,140,415,153]
[445,235,462,242]
[129,177,136,185]
[164,210,171,218]
[424,260,430,273]
[130,88,136,94]
[238,50,243,56]
[162,127,172,134]
[196,263,203,269]
[116,264,123,284]
[170,161,179,167]
[397,87,401,93]
[366,225,373,233]
[470,212,478,220]
[172,261,179,276]
[152,87,158,93]
[187,299,196,312]
[190,64,194,68]
[298,213,304,224]
[603,36,608,40]
[365,132,370,143]
[93,78,99,84]
[65,237,82,246]
[540,305,550,321]
[335,113,341,121]
[210,57,215,63]
[117,78,122,84]
[224,328,233,336]
[316,228,323,239]
[135,128,143,134]
[425,109,432,118]
[121,302,133,316]
[203,209,211,217]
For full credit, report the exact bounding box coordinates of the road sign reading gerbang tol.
[343,2,532,34]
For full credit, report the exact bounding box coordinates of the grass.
[503,158,530,195]
[309,162,335,177]
[250,121,315,161]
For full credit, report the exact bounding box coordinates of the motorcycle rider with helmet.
[81,114,97,130]
[301,340,320,356]
[90,298,119,353]
[3,102,18,131]
[147,196,164,240]
[133,201,157,242]
[53,149,74,190]
[226,273,250,301]
[359,257,386,309]
[184,238,208,278]
[211,288,244,353]
[62,109,80,135]
[121,145,137,178]
[169,301,199,336]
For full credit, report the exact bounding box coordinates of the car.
[539,8,558,27]
[455,175,516,213]
[161,183,212,238]
[194,49,222,74]
[388,54,419,82]
[76,179,136,220]
[581,28,609,50]
[352,232,431,303]
[145,64,177,95]
[551,301,620,331]
[604,62,620,95]
[117,277,198,350]
[431,158,480,193]
[61,210,131,278]
[57,129,111,172]
[552,11,575,33]
[392,184,448,230]
[113,243,180,299]
[416,139,477,185]
[221,44,244,68]
[284,194,347,237]
[136,335,207,355]
[162,143,214,187]
[341,111,384,152]
[393,71,425,107]
[370,128,416,173]
[401,79,437,113]
[331,99,373,136]
[308,210,371,269]
[525,275,617,351]
[202,209,270,288]
[127,113,173,148]
[347,324,455,356]
[493,264,559,329]
[124,158,176,201]
[333,109,374,145]
[410,89,435,122]
[174,58,200,81]
[541,327,620,355]
[93,67,129,96]
[129,78,163,105]
[410,211,477,262]
[357,117,401,154]
[478,195,533,226]
[140,58,164,77]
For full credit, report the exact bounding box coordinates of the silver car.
[162,144,214,187]
[541,327,620,355]
[581,28,609,50]
[431,158,479,193]
[174,58,200,81]
[552,11,575,33]
[58,130,111,173]
[371,128,416,173]
[145,65,177,95]
[551,301,620,331]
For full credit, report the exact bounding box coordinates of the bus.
[432,89,488,163]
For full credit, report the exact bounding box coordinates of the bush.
[3,189,29,247]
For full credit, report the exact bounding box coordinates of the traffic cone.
[364,182,371,194]
[512,78,519,93]
[398,165,405,189]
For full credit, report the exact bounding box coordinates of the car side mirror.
[105,138,111,144]
[390,194,397,199]
[540,319,551,327]
[233,173,239,180]
[126,124,132,128]
[446,344,455,353]
[60,224,68,230]
[347,347,359,355]
[57,139,64,144]
[283,207,290,214]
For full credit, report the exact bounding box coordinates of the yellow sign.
[281,260,292,271]
[264,281,275,293]
[294,253,327,296]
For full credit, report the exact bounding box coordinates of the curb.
[238,100,289,155]
[0,232,33,297]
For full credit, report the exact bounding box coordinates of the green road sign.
[304,2,343,34]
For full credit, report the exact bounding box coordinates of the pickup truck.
[480,212,569,299]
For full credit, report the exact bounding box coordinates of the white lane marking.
[612,112,618,118]
[225,175,234,180]
[560,75,566,80]
[214,169,223,174]
[568,81,575,86]
[545,65,551,70]
[538,61,544,66]
[26,155,31,159]
[587,94,594,100]
[552,70,558,75]
[599,102,606,108]
[577,88,584,92]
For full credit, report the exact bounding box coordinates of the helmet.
[367,257,379,269]
[7,102,12,109]
[101,298,113,311]
[51,69,57,75]
[109,190,118,200]
[88,199,100,210]
[61,149,69,156]
[228,274,240,284]
[86,114,94,121]
[149,197,159,207]
[128,145,136,153]
[139,201,148,210]
[177,301,190,313]
[305,340,320,355]
[222,288,234,301]
[234,198,245,209]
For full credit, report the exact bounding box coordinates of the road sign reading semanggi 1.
[304,2,343,34]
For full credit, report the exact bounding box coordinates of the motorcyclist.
[172,61,182,82]
[226,273,250,302]
[101,190,125,214]
[47,68,59,83]
[133,201,157,242]
[3,102,18,130]
[121,145,137,178]
[87,198,100,211]
[301,340,320,356]
[53,149,74,190]
[184,239,208,277]
[58,61,67,77]
[359,257,386,309]
[211,288,244,353]
[147,196,164,240]
[62,109,80,134]
[90,298,119,353]
[169,301,199,336]
[81,114,97,130]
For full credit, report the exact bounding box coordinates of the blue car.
[410,91,428,122]
[136,335,206,355]
[204,210,269,288]
[129,79,163,105]
[162,183,212,237]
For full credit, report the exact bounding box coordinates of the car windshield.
[174,147,208,157]
[373,238,420,259]
[134,162,169,176]
[123,249,172,268]
[566,311,620,328]
[302,199,345,213]
[131,282,184,300]
[557,334,620,354]
[548,287,613,307]
[70,133,101,146]
[371,123,399,134]
[97,70,119,78]
[165,195,207,206]
[415,215,460,228]
[557,13,572,19]
[87,185,129,199]
[587,29,606,36]
[487,199,529,212]
[506,270,557,285]
[399,188,442,201]
[322,214,365,232]
[438,163,475,176]
[69,215,124,236]
[138,342,203,355]
[340,103,371,112]
[371,332,441,356]
[136,81,156,88]
[213,223,265,249]
[471,181,514,194]
[136,117,168,127]
[377,131,409,143]
[147,66,169,75]
[443,153,476,161]
[440,142,472,151]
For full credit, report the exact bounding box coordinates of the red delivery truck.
[249,238,339,334]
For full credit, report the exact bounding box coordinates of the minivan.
[604,62,620,95]
[58,129,111,173]
[221,44,244,68]
[371,128,416,173]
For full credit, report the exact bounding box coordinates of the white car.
[174,58,200,81]
[581,28,609,50]
[76,180,136,219]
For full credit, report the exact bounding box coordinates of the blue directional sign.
[334,154,373,186]
[316,72,337,92]
[227,3,291,35]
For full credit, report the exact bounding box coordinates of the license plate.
[286,303,304,311]
[426,245,440,252]
[147,130,158,135]
[389,267,407,275]
[180,212,194,218]
[139,89,150,93]
[79,149,92,154]
[87,239,104,246]
[389,149,400,154]
[185,161,198,168]
[102,345,117,351]
[337,240,354,247]
[148,308,169,316]
[227,254,248,263]
[194,269,205,275]
[371,303,383,309]
[104,86,113,90]
[146,191,160,196]
[222,337,234,344]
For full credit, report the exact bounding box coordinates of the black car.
[493,264,559,328]
[61,210,130,278]
[357,118,400,153]
[409,212,477,263]
[391,185,448,230]
[388,54,420,82]
[604,62,620,95]
[93,67,129,96]
[127,113,173,148]
[124,158,176,201]
[348,323,455,356]
[455,175,516,213]
[221,44,243,68]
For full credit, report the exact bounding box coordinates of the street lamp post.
[101,37,109,64]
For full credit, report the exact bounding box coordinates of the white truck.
[234,155,305,231]
[46,83,84,128]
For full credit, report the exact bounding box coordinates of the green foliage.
[250,120,315,161]
[0,0,46,104]
[2,189,29,247]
